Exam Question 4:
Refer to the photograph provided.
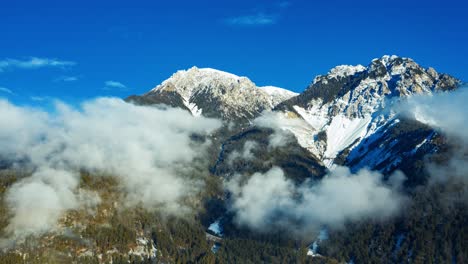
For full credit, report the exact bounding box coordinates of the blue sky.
[1,0,467,105]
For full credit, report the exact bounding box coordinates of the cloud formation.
[104,80,128,90]
[55,76,79,82]
[0,57,75,72]
[226,166,406,235]
[225,13,278,26]
[397,87,468,143]
[0,87,13,95]
[225,1,292,27]
[0,98,221,238]
[30,96,52,102]
[397,86,468,185]
[5,168,81,236]
[227,140,258,165]
[253,111,304,148]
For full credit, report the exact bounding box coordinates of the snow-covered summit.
[150,66,253,100]
[327,64,367,79]
[276,55,460,166]
[126,57,459,168]
[134,66,297,121]
[260,86,299,107]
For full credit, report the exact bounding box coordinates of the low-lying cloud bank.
[223,111,407,235]
[397,86,468,185]
[227,140,258,165]
[226,87,468,234]
[0,98,221,238]
[226,166,406,235]
[1,86,467,240]
[252,112,302,148]
[397,86,468,144]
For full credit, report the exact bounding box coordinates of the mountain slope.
[127,56,460,176]
[127,67,297,122]
[126,56,460,177]
[0,56,465,264]
[275,55,460,167]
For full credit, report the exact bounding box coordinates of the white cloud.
[5,168,80,236]
[227,140,258,165]
[226,166,406,235]
[0,87,13,95]
[0,57,75,72]
[396,86,468,185]
[252,111,303,148]
[55,76,79,82]
[104,80,127,90]
[30,96,51,102]
[397,87,468,143]
[226,13,278,26]
[0,98,222,238]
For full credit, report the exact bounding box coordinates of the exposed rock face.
[126,55,460,178]
[275,55,460,166]
[126,56,460,174]
[127,66,297,122]
[0,56,464,263]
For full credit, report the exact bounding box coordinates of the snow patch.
[128,237,157,260]
[211,243,220,254]
[324,114,371,165]
[185,100,202,117]
[410,132,434,155]
[307,228,329,257]
[293,104,329,130]
[272,110,324,158]
[208,220,223,236]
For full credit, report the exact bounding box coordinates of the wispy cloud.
[0,98,222,237]
[30,96,52,102]
[0,57,76,72]
[227,166,406,234]
[104,80,128,91]
[225,1,291,27]
[54,75,79,82]
[225,13,278,26]
[0,87,14,95]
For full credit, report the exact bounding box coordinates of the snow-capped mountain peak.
[150,66,253,101]
[130,67,297,121]
[126,57,460,168]
[327,64,367,79]
[276,55,460,166]
[260,86,299,107]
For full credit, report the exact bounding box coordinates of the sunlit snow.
[208,220,223,236]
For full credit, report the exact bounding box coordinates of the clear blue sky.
[1,0,467,105]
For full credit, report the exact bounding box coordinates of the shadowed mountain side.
[211,127,326,183]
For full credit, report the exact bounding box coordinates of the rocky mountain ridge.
[127,66,297,121]
[275,55,460,166]
[0,55,464,264]
[127,56,460,170]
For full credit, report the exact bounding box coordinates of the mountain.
[0,56,465,264]
[275,55,460,167]
[128,55,461,180]
[128,57,459,172]
[127,66,298,122]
